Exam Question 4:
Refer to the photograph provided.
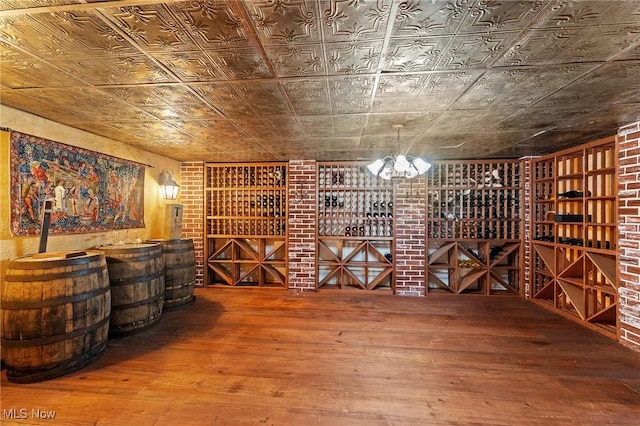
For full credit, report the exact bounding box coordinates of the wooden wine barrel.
[146,239,196,310]
[97,244,164,337]
[1,250,111,383]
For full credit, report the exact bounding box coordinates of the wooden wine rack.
[204,163,287,287]
[426,160,522,294]
[316,162,394,291]
[530,136,618,338]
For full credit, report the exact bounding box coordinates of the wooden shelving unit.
[530,136,618,338]
[204,163,287,287]
[426,160,522,295]
[316,162,394,291]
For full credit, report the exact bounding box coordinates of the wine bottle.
[557,190,590,198]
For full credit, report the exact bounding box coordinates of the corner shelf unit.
[204,163,287,287]
[530,136,618,338]
[316,162,394,292]
[426,160,522,295]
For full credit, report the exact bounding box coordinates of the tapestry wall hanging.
[10,131,145,236]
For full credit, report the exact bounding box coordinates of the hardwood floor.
[2,288,640,425]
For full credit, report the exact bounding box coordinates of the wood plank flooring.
[2,288,640,425]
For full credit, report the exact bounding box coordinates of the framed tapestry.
[10,131,146,236]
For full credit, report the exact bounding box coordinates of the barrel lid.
[31,251,88,260]
[98,243,159,250]
[145,238,192,243]
[9,250,103,267]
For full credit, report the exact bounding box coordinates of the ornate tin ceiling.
[1,0,639,162]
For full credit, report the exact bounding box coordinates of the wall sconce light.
[159,170,180,200]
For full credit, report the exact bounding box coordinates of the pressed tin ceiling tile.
[264,44,326,77]
[535,62,640,108]
[532,0,623,29]
[282,78,332,115]
[427,109,515,133]
[382,36,447,72]
[298,115,366,137]
[28,10,143,58]
[493,28,585,67]
[306,136,362,151]
[102,2,203,54]
[46,54,177,85]
[168,119,248,143]
[455,0,548,33]
[1,0,639,162]
[194,82,255,116]
[319,0,391,43]
[151,51,226,82]
[551,24,640,64]
[390,0,460,37]
[232,80,293,116]
[245,0,322,45]
[364,112,438,135]
[234,117,305,139]
[495,106,593,132]
[324,41,384,75]
[451,64,599,110]
[0,46,86,88]
[0,15,81,59]
[562,104,640,132]
[208,46,273,80]
[99,84,204,107]
[0,89,91,123]
[137,103,220,121]
[2,1,84,7]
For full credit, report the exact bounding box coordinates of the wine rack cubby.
[530,136,618,338]
[317,163,394,291]
[205,163,287,287]
[428,241,520,294]
[426,160,522,295]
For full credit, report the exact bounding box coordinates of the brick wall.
[287,160,317,291]
[617,121,640,352]
[180,162,205,287]
[394,178,426,296]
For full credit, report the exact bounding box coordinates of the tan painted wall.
[0,106,182,273]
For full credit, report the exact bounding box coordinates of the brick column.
[287,160,317,291]
[180,162,205,287]
[394,177,426,296]
[521,157,534,298]
[617,121,640,352]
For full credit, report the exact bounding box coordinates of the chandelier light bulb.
[394,155,410,173]
[412,157,431,174]
[367,159,385,175]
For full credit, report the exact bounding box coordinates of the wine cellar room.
[2,1,640,424]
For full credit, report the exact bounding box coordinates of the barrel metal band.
[1,285,110,310]
[1,316,109,348]
[109,269,164,286]
[106,252,161,263]
[5,340,107,384]
[111,291,165,311]
[165,261,196,271]
[4,265,106,282]
[162,247,193,254]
